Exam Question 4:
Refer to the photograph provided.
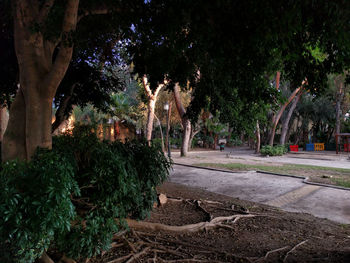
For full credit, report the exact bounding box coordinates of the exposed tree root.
[125,247,150,263]
[105,213,258,263]
[156,258,227,263]
[166,197,222,205]
[54,197,262,263]
[126,214,256,233]
[283,240,308,262]
[254,246,290,262]
[166,196,250,216]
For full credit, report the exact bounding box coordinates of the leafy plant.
[0,150,79,263]
[227,138,243,146]
[260,145,287,156]
[0,125,171,262]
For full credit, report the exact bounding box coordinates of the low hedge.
[260,145,287,156]
[0,125,171,262]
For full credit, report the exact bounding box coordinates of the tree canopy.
[129,0,350,131]
[1,0,350,160]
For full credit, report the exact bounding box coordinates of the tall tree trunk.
[280,91,302,145]
[335,79,344,144]
[268,84,304,146]
[265,72,281,144]
[52,84,76,133]
[2,0,79,161]
[255,121,261,153]
[181,119,191,155]
[0,106,8,141]
[146,99,156,142]
[142,75,164,144]
[189,124,200,149]
[173,83,191,156]
[154,114,165,152]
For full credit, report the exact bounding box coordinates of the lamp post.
[164,102,171,158]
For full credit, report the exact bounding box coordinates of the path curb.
[173,163,350,192]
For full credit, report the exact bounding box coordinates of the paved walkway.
[172,147,350,169]
[170,159,350,224]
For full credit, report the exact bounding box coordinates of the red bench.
[289,145,298,152]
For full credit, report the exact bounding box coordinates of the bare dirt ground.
[87,182,350,263]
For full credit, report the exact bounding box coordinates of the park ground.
[82,148,350,263]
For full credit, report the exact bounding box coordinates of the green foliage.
[227,138,243,147]
[260,145,287,156]
[170,137,182,148]
[0,125,171,262]
[0,150,79,263]
[201,135,214,146]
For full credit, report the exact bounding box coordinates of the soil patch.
[86,182,350,263]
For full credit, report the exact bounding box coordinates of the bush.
[260,145,287,156]
[0,125,171,262]
[151,138,163,149]
[227,138,243,146]
[170,137,182,148]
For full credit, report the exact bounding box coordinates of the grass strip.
[196,162,350,188]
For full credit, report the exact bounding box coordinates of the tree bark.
[2,0,79,161]
[0,106,8,142]
[268,83,304,146]
[142,75,164,144]
[154,114,165,152]
[280,91,302,145]
[146,98,156,142]
[335,78,344,144]
[173,83,191,156]
[255,121,260,153]
[189,124,200,149]
[52,84,76,133]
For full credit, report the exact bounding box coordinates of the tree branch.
[46,0,79,98]
[52,83,76,133]
[38,0,55,24]
[154,83,164,98]
[77,7,111,23]
[142,75,153,98]
[173,83,186,118]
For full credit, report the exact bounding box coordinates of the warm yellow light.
[111,128,114,136]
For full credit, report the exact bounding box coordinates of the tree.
[52,61,125,133]
[1,0,142,161]
[268,80,305,146]
[2,0,350,162]
[141,75,166,143]
[173,83,192,156]
[280,91,303,145]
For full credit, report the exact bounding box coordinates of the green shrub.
[260,145,287,156]
[202,135,214,146]
[227,138,243,146]
[170,137,182,148]
[0,125,171,262]
[191,137,199,148]
[0,149,79,263]
[151,138,163,149]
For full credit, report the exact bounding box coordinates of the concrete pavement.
[171,147,350,169]
[170,164,350,224]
